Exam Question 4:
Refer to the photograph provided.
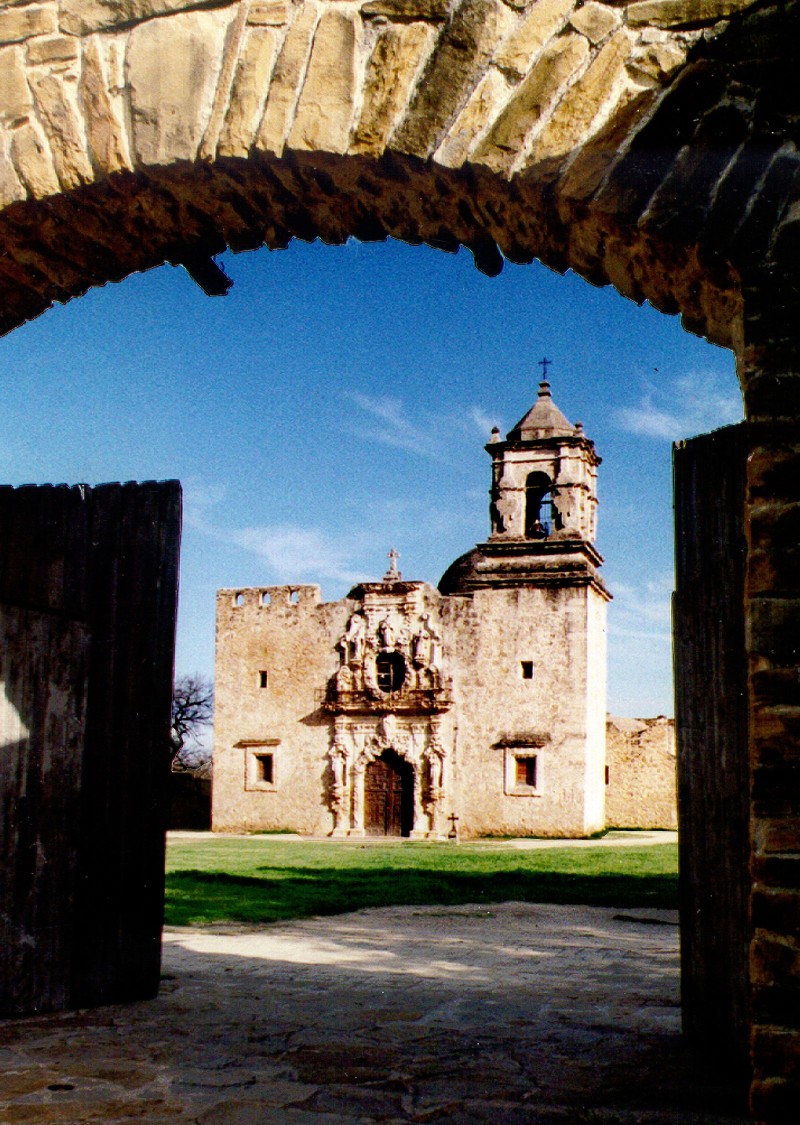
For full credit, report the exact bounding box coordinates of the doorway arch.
[364,749,415,837]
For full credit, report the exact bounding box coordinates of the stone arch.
[0,0,798,365]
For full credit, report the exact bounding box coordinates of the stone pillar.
[349,762,366,837]
[741,271,800,1124]
[409,763,427,839]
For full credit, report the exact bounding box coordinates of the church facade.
[212,381,612,838]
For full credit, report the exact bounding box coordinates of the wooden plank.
[0,480,181,1015]
[0,603,90,1015]
[673,422,750,1068]
[71,481,181,1007]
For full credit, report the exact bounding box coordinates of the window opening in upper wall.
[521,661,534,680]
[261,591,271,606]
[233,592,244,607]
[289,590,299,605]
[376,651,406,693]
[259,670,268,689]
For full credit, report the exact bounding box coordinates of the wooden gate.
[0,481,181,1015]
[364,750,413,837]
[673,424,750,1069]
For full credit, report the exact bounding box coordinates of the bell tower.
[438,373,610,838]
[440,377,606,595]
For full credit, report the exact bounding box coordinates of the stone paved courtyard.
[0,902,748,1124]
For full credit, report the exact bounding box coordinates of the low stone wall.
[605,715,677,830]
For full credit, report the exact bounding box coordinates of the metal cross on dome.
[538,357,552,377]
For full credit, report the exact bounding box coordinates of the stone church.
[212,379,612,838]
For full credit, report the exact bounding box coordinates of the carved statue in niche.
[423,721,447,811]
[377,615,395,650]
[329,720,350,827]
[338,612,367,664]
[412,613,442,669]
[335,663,354,692]
[363,651,378,694]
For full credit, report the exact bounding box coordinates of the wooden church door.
[364,750,413,836]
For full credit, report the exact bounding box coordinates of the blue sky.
[0,238,743,715]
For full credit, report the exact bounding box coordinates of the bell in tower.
[439,372,607,597]
[487,376,599,545]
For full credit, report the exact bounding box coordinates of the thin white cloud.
[608,574,673,641]
[469,406,498,436]
[229,525,368,584]
[181,481,369,585]
[616,371,742,441]
[345,392,444,461]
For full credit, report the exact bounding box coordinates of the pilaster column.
[348,762,366,837]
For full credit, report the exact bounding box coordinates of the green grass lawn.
[164,835,679,927]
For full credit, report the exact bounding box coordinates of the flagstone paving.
[0,902,747,1124]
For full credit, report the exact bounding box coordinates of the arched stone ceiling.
[0,0,798,348]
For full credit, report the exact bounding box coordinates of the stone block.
[626,37,686,82]
[751,1027,800,1081]
[26,34,80,66]
[247,0,290,25]
[625,0,758,29]
[218,26,280,157]
[30,71,93,189]
[393,0,517,159]
[351,22,435,157]
[9,118,60,196]
[526,29,633,168]
[254,2,320,156]
[361,0,450,19]
[750,1074,800,1125]
[0,130,26,205]
[755,817,800,854]
[79,34,133,173]
[473,32,589,175]
[744,372,800,424]
[0,43,33,119]
[59,0,240,37]
[748,443,800,502]
[127,7,236,164]
[751,892,800,947]
[0,4,57,45]
[435,68,511,168]
[287,10,361,154]
[569,1,620,44]
[494,0,574,81]
[748,596,800,664]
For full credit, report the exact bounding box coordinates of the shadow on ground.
[0,902,747,1124]
[165,866,679,926]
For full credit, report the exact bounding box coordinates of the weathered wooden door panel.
[364,751,412,837]
[0,604,90,1015]
[673,424,750,1067]
[0,481,181,1015]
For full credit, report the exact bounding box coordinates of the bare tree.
[171,673,214,772]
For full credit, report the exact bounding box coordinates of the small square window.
[259,670,268,689]
[243,743,279,791]
[521,661,534,680]
[504,745,543,796]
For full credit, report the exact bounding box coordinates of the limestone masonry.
[212,381,675,837]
